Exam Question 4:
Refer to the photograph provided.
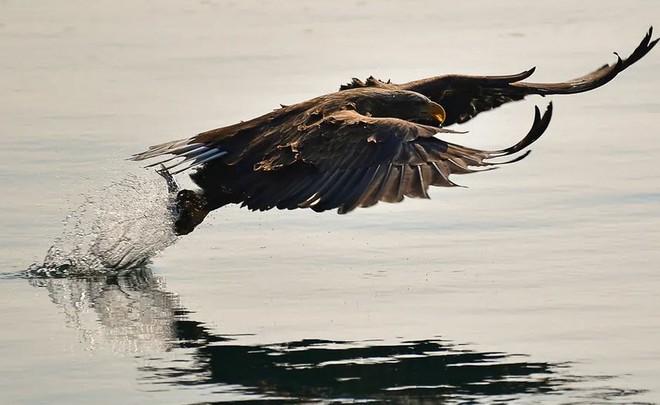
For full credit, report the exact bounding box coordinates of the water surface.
[1,1,659,403]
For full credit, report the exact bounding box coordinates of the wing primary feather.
[171,150,229,174]
[161,147,226,172]
[485,150,532,166]
[131,140,203,161]
[492,102,553,157]
[268,174,315,208]
[312,168,368,212]
[141,144,208,167]
[413,165,430,198]
[300,170,348,208]
[378,165,403,203]
[512,28,657,96]
[430,162,463,187]
[278,172,332,209]
[388,28,655,126]
[394,165,411,202]
[310,169,366,212]
[357,164,391,208]
[338,165,381,214]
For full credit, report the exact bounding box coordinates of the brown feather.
[128,28,655,235]
[343,28,657,126]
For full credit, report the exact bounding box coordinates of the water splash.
[25,169,178,277]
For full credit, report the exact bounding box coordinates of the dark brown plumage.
[132,28,657,235]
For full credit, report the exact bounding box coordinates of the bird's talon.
[157,164,180,194]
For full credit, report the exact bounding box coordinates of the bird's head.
[350,89,446,127]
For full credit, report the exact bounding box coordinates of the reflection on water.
[144,335,560,403]
[21,267,643,403]
[27,268,179,354]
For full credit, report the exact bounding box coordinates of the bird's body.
[132,28,658,235]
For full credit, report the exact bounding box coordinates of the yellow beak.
[429,102,446,125]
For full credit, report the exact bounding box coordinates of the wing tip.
[491,102,553,159]
[647,25,659,48]
[521,66,536,80]
[620,26,659,68]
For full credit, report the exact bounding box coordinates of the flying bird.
[132,28,658,235]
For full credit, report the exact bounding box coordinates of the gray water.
[1,1,660,403]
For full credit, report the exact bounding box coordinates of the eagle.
[132,28,657,235]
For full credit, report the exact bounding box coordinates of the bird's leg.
[156,164,180,194]
[156,165,209,235]
[171,190,210,235]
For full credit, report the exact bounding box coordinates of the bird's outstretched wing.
[341,27,657,126]
[231,103,552,214]
[131,101,552,214]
